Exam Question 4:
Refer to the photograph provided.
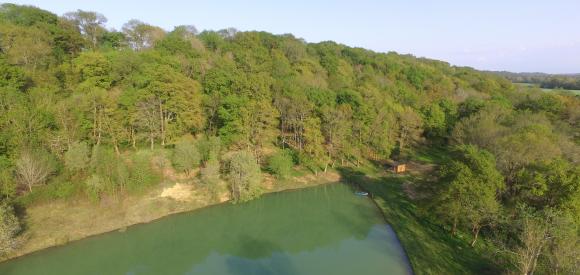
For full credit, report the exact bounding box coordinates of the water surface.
[0,183,412,275]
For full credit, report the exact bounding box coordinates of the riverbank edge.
[350,179,416,275]
[1,171,339,263]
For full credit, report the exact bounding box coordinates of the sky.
[5,0,580,74]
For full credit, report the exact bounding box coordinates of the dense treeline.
[0,4,578,273]
[494,71,580,90]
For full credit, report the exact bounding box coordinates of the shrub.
[172,140,200,174]
[267,149,294,179]
[89,146,129,193]
[127,150,160,193]
[64,141,90,172]
[197,136,221,163]
[227,151,262,203]
[0,156,16,199]
[0,201,21,256]
[200,156,221,199]
[85,174,105,201]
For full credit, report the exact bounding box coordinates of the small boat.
[355,191,369,196]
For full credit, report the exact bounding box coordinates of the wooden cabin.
[392,162,406,174]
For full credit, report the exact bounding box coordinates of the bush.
[197,136,221,163]
[172,140,200,174]
[85,174,105,202]
[127,150,161,193]
[200,156,221,199]
[0,156,16,199]
[89,146,129,193]
[267,149,294,179]
[0,201,21,256]
[64,141,90,172]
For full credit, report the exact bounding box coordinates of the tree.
[507,206,558,275]
[226,150,262,202]
[122,19,165,51]
[512,158,580,217]
[0,24,53,71]
[172,139,200,175]
[396,106,423,158]
[422,102,446,138]
[15,149,56,191]
[134,97,161,149]
[302,116,327,172]
[63,10,107,49]
[496,123,562,186]
[0,201,20,256]
[543,213,579,275]
[64,141,90,172]
[433,145,504,246]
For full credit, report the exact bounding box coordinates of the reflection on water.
[0,184,412,275]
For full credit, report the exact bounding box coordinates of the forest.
[0,3,578,274]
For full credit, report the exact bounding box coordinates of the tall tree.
[433,145,504,246]
[122,19,165,51]
[63,10,107,49]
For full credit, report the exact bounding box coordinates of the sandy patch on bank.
[160,183,194,202]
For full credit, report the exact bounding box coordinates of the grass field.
[339,166,500,275]
[514,82,580,95]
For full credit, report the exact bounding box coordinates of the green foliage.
[172,139,200,174]
[0,156,16,199]
[227,151,262,203]
[267,150,294,179]
[88,146,129,197]
[433,145,504,245]
[127,150,160,193]
[513,159,580,218]
[0,57,28,90]
[0,5,579,272]
[200,156,221,199]
[197,136,221,162]
[64,141,91,172]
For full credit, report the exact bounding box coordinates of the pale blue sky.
[5,0,580,73]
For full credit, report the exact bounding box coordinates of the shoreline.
[1,171,340,263]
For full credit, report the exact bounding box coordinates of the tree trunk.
[452,217,458,235]
[131,127,136,149]
[159,100,165,146]
[113,139,120,155]
[471,225,480,247]
[92,104,97,143]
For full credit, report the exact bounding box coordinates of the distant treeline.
[492,71,580,90]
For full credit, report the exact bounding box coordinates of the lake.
[0,183,412,275]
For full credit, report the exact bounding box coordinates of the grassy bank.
[2,170,339,262]
[339,164,500,275]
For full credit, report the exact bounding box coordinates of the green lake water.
[0,183,412,275]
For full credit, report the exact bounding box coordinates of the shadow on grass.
[337,167,499,275]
